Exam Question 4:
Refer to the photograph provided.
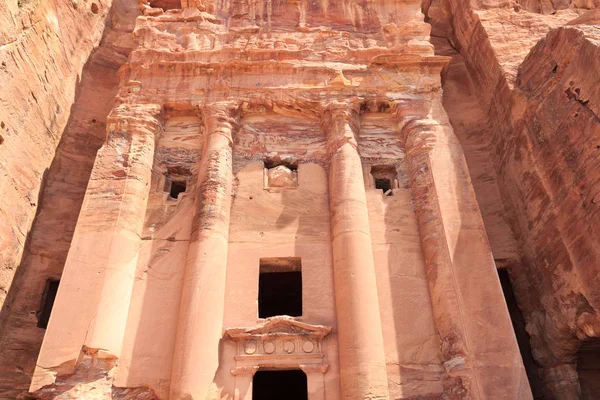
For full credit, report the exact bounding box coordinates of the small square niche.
[371,165,397,196]
[263,160,298,191]
[164,167,191,200]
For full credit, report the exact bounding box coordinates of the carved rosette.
[225,316,332,376]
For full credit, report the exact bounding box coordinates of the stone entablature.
[225,316,332,375]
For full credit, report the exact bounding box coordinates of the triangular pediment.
[225,316,332,340]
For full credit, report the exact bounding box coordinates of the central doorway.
[252,370,308,400]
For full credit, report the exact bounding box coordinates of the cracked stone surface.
[0,0,599,398]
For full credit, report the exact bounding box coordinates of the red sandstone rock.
[1,0,599,398]
[0,0,112,315]
[425,0,600,397]
[0,0,139,396]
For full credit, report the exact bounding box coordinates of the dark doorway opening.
[371,165,396,196]
[577,339,600,399]
[253,370,308,400]
[168,180,187,200]
[497,268,544,398]
[258,257,302,318]
[37,280,59,329]
[374,178,392,193]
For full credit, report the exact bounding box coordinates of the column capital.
[320,99,361,128]
[320,99,362,156]
[198,100,241,118]
[400,118,439,155]
[197,101,242,143]
[106,103,164,136]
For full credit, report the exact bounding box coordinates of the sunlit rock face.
[425,0,600,398]
[1,0,598,399]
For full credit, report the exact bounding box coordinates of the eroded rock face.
[0,0,112,312]
[425,0,600,397]
[0,0,139,397]
[5,0,530,398]
[1,0,598,398]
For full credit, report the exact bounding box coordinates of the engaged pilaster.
[31,103,163,391]
[170,101,240,400]
[401,115,533,399]
[322,100,390,400]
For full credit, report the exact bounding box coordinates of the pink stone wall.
[0,0,112,313]
[3,0,533,397]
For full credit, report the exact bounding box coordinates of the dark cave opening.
[577,339,600,399]
[498,268,545,398]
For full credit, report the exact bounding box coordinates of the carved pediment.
[225,316,332,340]
[225,316,332,373]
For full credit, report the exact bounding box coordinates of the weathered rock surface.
[0,0,112,312]
[7,0,529,398]
[0,0,139,397]
[1,0,599,398]
[425,0,600,397]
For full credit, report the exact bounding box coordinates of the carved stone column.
[322,100,389,400]
[31,104,163,391]
[401,116,532,399]
[170,102,240,399]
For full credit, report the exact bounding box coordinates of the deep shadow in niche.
[258,257,302,318]
[253,370,307,400]
[577,339,600,399]
[37,279,59,329]
[497,268,545,398]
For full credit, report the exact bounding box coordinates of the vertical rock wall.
[0,0,139,397]
[425,0,600,396]
[0,0,112,314]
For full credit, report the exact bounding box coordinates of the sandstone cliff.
[0,0,599,398]
[0,0,111,315]
[0,0,139,396]
[424,0,600,397]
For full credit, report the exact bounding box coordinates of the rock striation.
[424,0,600,398]
[0,0,598,399]
[0,0,113,311]
[0,0,139,397]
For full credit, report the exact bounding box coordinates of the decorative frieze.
[225,316,331,376]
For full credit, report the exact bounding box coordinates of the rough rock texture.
[1,0,530,398]
[0,0,139,397]
[0,0,112,312]
[2,0,599,398]
[424,0,600,397]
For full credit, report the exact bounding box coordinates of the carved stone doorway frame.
[225,316,332,400]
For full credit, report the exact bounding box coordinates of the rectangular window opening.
[371,165,397,196]
[375,178,392,193]
[253,370,307,400]
[168,179,187,200]
[258,257,302,318]
[164,167,191,200]
[37,279,59,329]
